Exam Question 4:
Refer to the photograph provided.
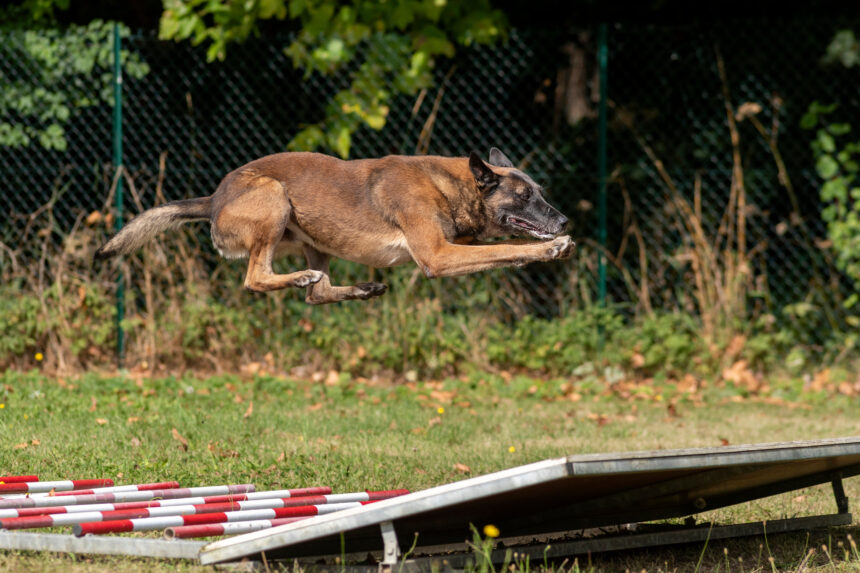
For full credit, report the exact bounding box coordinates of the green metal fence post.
[113,22,125,367]
[597,23,609,307]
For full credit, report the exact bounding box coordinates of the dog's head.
[469,148,568,240]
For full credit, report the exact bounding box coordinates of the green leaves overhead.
[159,0,508,157]
[804,101,860,285]
[0,21,149,151]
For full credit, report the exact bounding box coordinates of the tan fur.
[95,151,573,304]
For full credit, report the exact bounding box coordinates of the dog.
[95,148,574,304]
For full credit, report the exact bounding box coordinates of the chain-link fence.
[2,19,858,345]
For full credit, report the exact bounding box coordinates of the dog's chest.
[372,234,412,267]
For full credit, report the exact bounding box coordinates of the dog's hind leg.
[214,177,324,293]
[302,246,387,305]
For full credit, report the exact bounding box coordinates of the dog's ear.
[469,150,499,193]
[488,147,515,168]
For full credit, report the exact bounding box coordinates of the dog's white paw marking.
[296,270,325,287]
[548,235,575,259]
[355,282,387,299]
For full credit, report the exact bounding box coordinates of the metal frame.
[0,531,204,559]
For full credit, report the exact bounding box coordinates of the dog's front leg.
[302,246,387,305]
[402,217,574,278]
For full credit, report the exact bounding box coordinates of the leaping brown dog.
[95,148,574,304]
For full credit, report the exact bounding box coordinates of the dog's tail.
[94,196,212,261]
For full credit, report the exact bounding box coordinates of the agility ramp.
[2,437,860,566]
[198,436,860,566]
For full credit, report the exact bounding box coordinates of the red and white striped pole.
[0,476,38,483]
[0,484,255,510]
[165,516,311,539]
[44,481,180,497]
[0,486,334,519]
[1,490,407,530]
[0,479,112,495]
[74,502,369,536]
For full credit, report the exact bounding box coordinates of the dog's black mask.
[469,148,568,240]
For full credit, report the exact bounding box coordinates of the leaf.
[130,437,141,447]
[88,396,97,412]
[333,126,351,159]
[816,155,840,179]
[95,418,108,425]
[453,463,471,473]
[243,400,254,419]
[171,428,189,451]
[818,131,836,153]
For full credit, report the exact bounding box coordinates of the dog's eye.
[520,188,532,201]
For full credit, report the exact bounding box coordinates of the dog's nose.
[558,215,569,229]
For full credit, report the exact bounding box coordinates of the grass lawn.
[2,369,860,571]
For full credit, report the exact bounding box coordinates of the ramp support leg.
[831,472,849,514]
[379,520,401,573]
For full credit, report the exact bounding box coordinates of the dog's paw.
[547,235,575,260]
[354,282,388,300]
[295,270,326,288]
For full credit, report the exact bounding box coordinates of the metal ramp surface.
[200,436,860,566]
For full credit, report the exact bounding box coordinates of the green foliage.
[802,101,860,285]
[159,0,507,157]
[0,0,69,25]
[822,29,860,68]
[0,21,149,151]
[0,283,42,356]
[0,282,114,365]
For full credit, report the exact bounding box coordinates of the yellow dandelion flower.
[437,407,445,415]
[0,404,4,409]
[508,446,516,453]
[35,352,44,362]
[483,524,500,538]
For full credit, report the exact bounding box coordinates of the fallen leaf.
[307,403,324,412]
[429,390,456,403]
[719,438,730,446]
[13,442,28,450]
[677,374,699,393]
[95,418,108,425]
[172,428,189,451]
[130,437,141,447]
[85,210,102,225]
[30,439,40,446]
[263,352,275,368]
[243,401,254,419]
[276,452,286,463]
[233,394,244,404]
[725,335,746,360]
[453,463,471,474]
[428,416,442,428]
[127,416,139,424]
[810,369,830,392]
[722,360,760,392]
[325,370,340,387]
[88,396,97,412]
